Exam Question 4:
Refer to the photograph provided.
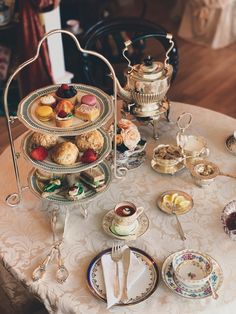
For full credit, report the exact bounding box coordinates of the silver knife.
[121,247,131,303]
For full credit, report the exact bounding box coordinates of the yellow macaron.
[36,105,53,122]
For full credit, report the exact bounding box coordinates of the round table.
[0,102,236,314]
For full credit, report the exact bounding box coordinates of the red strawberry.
[61,84,69,91]
[31,146,48,161]
[81,149,97,163]
[58,110,68,118]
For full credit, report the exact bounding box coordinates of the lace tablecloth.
[1,102,236,314]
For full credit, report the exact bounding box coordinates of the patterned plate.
[22,129,111,174]
[17,84,113,136]
[87,247,159,305]
[162,251,223,299]
[102,210,149,241]
[27,161,112,204]
[225,135,236,155]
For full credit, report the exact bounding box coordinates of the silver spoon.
[166,202,186,241]
[208,279,219,300]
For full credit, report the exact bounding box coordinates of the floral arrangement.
[115,119,145,153]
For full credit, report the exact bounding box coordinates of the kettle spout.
[109,73,132,103]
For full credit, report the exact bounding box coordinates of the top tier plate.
[17,84,113,136]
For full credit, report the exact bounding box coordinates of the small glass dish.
[221,200,236,240]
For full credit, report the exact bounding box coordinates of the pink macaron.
[80,94,97,106]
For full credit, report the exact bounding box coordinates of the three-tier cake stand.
[4,29,125,210]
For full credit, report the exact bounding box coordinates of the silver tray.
[17,84,113,136]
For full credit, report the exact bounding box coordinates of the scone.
[55,99,74,114]
[31,132,58,149]
[74,104,100,122]
[75,130,104,152]
[51,142,79,165]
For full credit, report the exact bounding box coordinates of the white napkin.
[101,245,146,309]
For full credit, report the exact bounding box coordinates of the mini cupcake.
[55,110,73,128]
[40,94,57,108]
[55,84,77,104]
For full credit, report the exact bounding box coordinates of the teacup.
[172,250,213,288]
[178,135,209,160]
[111,201,144,236]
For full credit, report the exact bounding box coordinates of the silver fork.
[111,242,122,298]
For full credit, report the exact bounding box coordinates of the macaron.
[36,105,53,122]
[80,94,97,106]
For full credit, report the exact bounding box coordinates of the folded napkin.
[101,245,146,308]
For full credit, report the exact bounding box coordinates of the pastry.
[75,130,104,152]
[40,94,56,108]
[74,103,100,122]
[42,178,63,198]
[35,105,53,122]
[51,142,79,165]
[55,110,73,128]
[55,84,77,104]
[30,146,48,161]
[35,169,54,182]
[80,149,97,163]
[80,94,97,106]
[55,99,74,114]
[80,167,105,192]
[31,132,58,149]
[67,182,85,200]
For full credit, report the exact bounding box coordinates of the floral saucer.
[151,159,185,175]
[162,251,223,299]
[102,209,149,241]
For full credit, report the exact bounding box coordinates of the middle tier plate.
[22,129,111,174]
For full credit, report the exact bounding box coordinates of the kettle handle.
[122,33,175,72]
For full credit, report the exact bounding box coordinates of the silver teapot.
[114,33,174,116]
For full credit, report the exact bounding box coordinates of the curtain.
[18,0,60,97]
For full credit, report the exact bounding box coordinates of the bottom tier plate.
[28,161,112,204]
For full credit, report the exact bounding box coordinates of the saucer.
[110,220,139,236]
[221,200,236,240]
[117,151,146,170]
[162,251,223,299]
[151,159,185,175]
[102,210,149,241]
[225,134,236,155]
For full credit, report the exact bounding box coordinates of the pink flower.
[121,127,141,151]
[118,118,136,130]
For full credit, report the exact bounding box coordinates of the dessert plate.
[22,129,111,174]
[151,159,185,175]
[102,209,149,241]
[17,84,113,136]
[162,251,223,299]
[87,247,159,305]
[28,161,112,204]
[157,190,193,215]
[225,134,236,155]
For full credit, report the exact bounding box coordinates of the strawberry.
[81,149,97,163]
[31,146,48,161]
[57,110,68,118]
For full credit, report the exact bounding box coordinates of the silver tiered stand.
[3,29,127,282]
[4,28,126,208]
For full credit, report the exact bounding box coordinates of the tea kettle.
[114,33,175,117]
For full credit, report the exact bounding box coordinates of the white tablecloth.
[1,102,236,314]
